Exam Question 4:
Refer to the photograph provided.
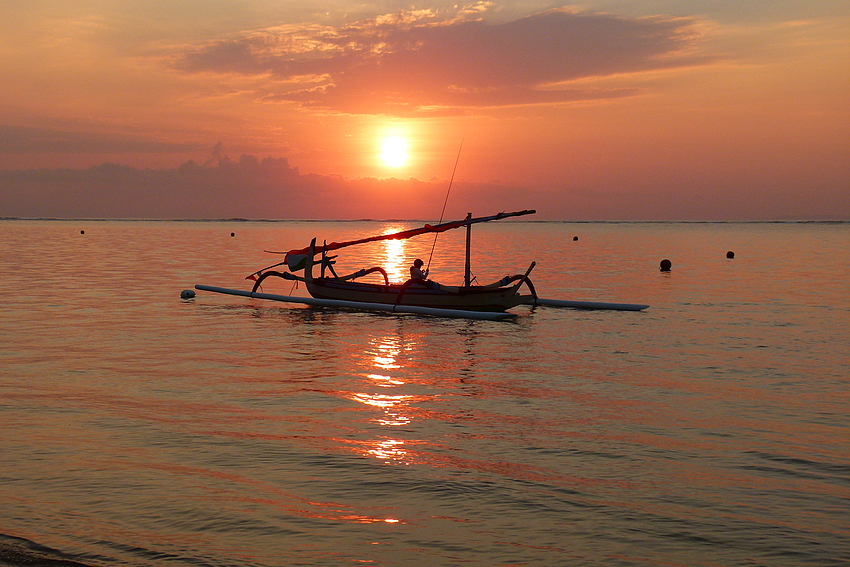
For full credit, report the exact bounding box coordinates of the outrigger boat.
[194,209,649,320]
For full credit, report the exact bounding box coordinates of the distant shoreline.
[1,217,848,224]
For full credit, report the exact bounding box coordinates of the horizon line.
[2,217,848,224]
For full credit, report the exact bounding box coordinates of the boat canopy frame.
[247,209,536,279]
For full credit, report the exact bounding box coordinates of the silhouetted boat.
[193,209,649,320]
[249,210,538,312]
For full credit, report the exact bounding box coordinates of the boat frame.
[249,210,540,312]
[192,209,649,319]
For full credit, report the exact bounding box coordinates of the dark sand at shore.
[0,535,92,567]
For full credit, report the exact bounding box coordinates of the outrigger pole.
[194,284,649,317]
[194,285,516,321]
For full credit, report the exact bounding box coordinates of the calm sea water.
[1,220,848,567]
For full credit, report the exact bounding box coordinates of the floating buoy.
[573,236,579,241]
[726,251,735,259]
[660,259,672,272]
[180,289,196,299]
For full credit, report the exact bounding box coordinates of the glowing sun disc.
[380,137,408,167]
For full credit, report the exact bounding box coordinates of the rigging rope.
[426,138,463,272]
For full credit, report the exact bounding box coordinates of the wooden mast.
[464,212,472,287]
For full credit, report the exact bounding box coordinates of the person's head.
[413,258,424,268]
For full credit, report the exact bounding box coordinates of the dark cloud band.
[176,8,705,114]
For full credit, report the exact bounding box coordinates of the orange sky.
[1,1,848,219]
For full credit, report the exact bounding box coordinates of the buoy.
[660,259,672,272]
[726,251,735,259]
[231,232,235,237]
[573,236,579,241]
[180,289,196,299]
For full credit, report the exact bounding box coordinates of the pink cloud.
[176,9,707,114]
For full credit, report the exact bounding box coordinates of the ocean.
[1,219,848,566]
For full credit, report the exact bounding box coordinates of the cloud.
[0,154,530,220]
[0,124,204,155]
[175,7,707,114]
[3,151,846,220]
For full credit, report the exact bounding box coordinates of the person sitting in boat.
[409,258,439,289]
[410,258,429,281]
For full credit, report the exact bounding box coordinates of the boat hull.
[306,278,530,312]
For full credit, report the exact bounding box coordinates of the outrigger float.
[194,209,649,321]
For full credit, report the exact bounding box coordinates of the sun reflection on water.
[371,335,405,370]
[372,356,400,370]
[367,439,409,463]
[381,227,407,283]
[352,392,410,409]
[368,373,404,387]
[351,392,413,427]
[347,334,423,463]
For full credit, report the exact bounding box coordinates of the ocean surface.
[0,219,848,567]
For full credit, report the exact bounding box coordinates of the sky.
[1,1,848,220]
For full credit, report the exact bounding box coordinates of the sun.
[380,136,408,167]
